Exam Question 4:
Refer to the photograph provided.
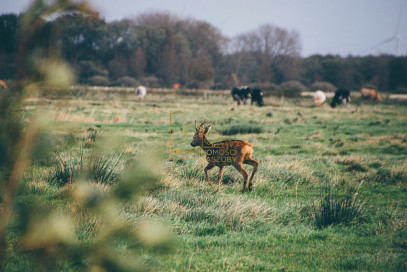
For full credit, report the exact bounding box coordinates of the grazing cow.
[0,80,8,90]
[360,88,382,102]
[231,86,264,106]
[331,89,351,108]
[313,90,326,106]
[251,88,265,106]
[232,86,251,105]
[135,85,147,100]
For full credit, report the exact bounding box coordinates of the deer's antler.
[198,119,206,129]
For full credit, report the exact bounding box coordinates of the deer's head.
[191,119,212,147]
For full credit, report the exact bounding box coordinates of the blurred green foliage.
[0,1,172,271]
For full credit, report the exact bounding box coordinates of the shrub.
[111,76,139,87]
[310,81,337,92]
[256,82,278,96]
[311,184,364,229]
[78,60,109,79]
[277,80,307,97]
[363,83,377,90]
[87,75,110,86]
[219,73,239,89]
[395,87,407,94]
[143,76,161,87]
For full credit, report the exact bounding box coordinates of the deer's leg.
[233,163,249,194]
[217,166,225,186]
[204,163,216,185]
[244,158,259,192]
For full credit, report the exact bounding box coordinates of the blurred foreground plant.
[17,150,173,271]
[1,0,89,265]
[0,1,173,270]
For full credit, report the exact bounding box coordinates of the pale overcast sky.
[2,0,407,57]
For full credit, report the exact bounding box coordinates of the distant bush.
[363,83,378,90]
[111,76,139,87]
[277,80,307,97]
[310,81,336,92]
[78,60,109,79]
[217,73,239,89]
[88,75,110,86]
[255,82,278,96]
[143,76,161,88]
[394,87,407,94]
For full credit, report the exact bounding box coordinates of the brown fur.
[0,80,8,90]
[361,88,382,102]
[191,120,259,193]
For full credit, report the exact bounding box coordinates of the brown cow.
[360,88,382,102]
[0,80,8,90]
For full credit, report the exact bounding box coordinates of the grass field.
[3,89,407,271]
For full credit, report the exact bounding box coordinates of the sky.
[2,0,407,57]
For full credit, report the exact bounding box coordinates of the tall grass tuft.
[50,155,77,186]
[178,161,205,182]
[372,167,406,184]
[220,124,264,135]
[311,182,364,229]
[87,151,122,185]
[47,150,123,186]
[83,127,100,148]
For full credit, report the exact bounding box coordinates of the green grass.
[3,90,407,271]
[219,124,264,135]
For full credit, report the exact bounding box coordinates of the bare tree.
[234,24,301,83]
[133,11,179,29]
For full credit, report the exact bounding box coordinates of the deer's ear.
[204,124,212,134]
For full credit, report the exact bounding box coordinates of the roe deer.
[190,120,259,193]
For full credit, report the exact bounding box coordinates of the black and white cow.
[231,86,264,107]
[331,89,351,108]
[250,88,264,106]
[232,86,251,105]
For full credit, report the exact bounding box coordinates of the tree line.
[1,11,406,93]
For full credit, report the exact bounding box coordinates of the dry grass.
[135,191,281,231]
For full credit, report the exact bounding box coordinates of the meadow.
[3,88,407,271]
